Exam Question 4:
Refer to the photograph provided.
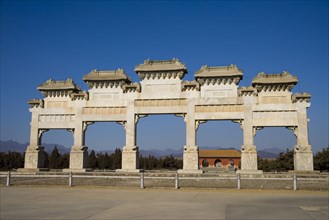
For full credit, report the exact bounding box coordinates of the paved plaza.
[1,186,328,219]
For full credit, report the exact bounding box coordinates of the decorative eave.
[123,83,141,93]
[71,91,89,101]
[28,99,44,108]
[292,93,311,103]
[37,79,81,97]
[83,68,131,89]
[182,80,200,91]
[238,86,257,96]
[195,64,243,85]
[134,58,187,80]
[252,71,298,92]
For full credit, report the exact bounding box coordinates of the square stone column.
[238,105,263,174]
[65,108,90,172]
[22,110,48,171]
[294,103,313,171]
[117,101,140,173]
[178,99,202,174]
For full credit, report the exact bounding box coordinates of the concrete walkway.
[1,186,328,219]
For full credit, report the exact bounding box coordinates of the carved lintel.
[83,121,95,131]
[253,126,264,137]
[196,120,207,130]
[286,126,298,137]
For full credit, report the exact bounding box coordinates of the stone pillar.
[118,100,139,172]
[66,107,89,172]
[23,109,48,171]
[238,105,263,174]
[294,103,313,171]
[178,99,202,174]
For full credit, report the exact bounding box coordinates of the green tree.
[275,149,294,171]
[113,148,122,169]
[49,146,60,169]
[88,150,97,169]
[60,153,70,168]
[314,147,329,172]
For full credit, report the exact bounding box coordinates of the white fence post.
[140,173,144,189]
[69,172,73,187]
[293,174,297,190]
[6,171,11,187]
[237,173,241,189]
[175,173,179,189]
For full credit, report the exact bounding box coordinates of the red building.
[199,150,241,168]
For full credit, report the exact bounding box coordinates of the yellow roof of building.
[199,150,241,158]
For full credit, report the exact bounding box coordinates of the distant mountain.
[140,148,183,158]
[0,140,286,159]
[258,147,287,158]
[0,140,70,154]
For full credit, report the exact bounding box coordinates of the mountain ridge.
[1,140,285,158]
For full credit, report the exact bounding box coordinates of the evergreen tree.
[60,153,70,168]
[113,148,122,169]
[314,147,329,171]
[49,146,60,169]
[88,150,97,169]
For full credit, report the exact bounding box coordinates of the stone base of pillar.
[177,169,203,174]
[17,168,50,173]
[116,169,141,173]
[294,145,314,171]
[236,170,263,174]
[63,168,92,173]
[181,145,202,173]
[121,146,139,170]
[24,146,48,169]
[240,145,262,173]
[69,146,89,170]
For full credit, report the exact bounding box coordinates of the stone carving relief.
[135,99,187,107]
[195,104,243,113]
[83,107,127,115]
[39,114,75,122]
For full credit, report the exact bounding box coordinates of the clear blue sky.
[1,0,328,153]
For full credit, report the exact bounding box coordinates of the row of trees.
[0,147,328,172]
[258,147,329,172]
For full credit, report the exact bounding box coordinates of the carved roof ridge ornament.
[195,64,243,85]
[252,71,298,92]
[134,58,187,80]
[37,78,81,97]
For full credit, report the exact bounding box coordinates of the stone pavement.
[1,186,328,220]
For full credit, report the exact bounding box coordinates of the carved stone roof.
[292,92,311,103]
[199,150,241,158]
[83,68,131,82]
[37,79,81,91]
[182,80,200,91]
[134,59,187,72]
[238,86,257,96]
[252,71,298,85]
[195,64,243,78]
